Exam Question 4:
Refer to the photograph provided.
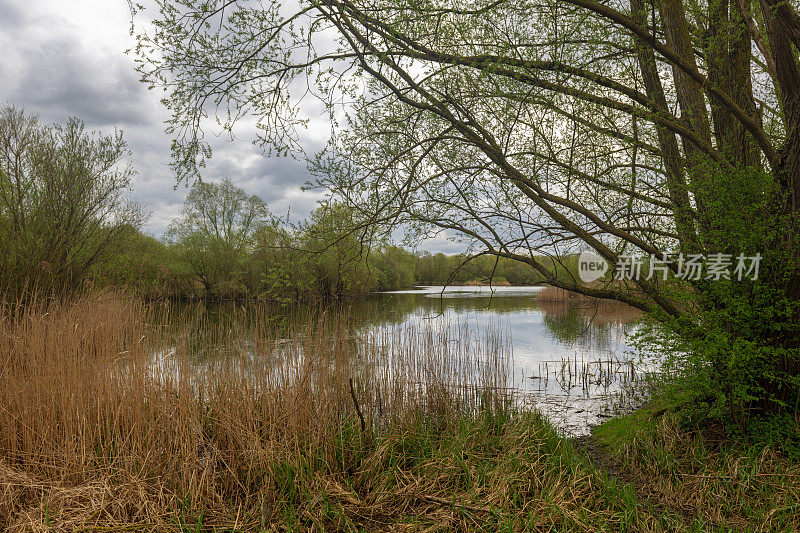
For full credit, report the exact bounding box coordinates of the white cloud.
[0,0,460,252]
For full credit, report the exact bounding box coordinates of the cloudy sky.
[0,0,460,252]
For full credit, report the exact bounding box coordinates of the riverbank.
[3,413,797,531]
[584,403,800,530]
[1,294,796,531]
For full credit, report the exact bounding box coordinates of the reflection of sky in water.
[377,286,645,435]
[380,285,638,365]
[155,285,645,436]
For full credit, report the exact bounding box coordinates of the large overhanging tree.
[134,0,800,419]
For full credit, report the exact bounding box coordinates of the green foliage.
[414,253,476,285]
[593,405,800,528]
[737,413,800,462]
[257,203,419,301]
[634,162,800,436]
[0,105,143,299]
[90,198,561,302]
[368,245,416,291]
[415,252,579,286]
[131,0,800,435]
[93,198,439,302]
[166,178,268,299]
[89,225,174,296]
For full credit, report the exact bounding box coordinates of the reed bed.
[535,287,643,325]
[594,411,800,531]
[0,292,763,531]
[0,294,636,531]
[530,356,653,396]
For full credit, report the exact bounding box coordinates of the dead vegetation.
[0,293,613,531]
[1,293,796,531]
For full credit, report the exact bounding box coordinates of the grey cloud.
[1,25,150,127]
[16,48,149,127]
[199,148,321,216]
[0,0,444,251]
[0,1,24,27]
[0,0,327,238]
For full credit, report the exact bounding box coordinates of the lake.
[159,285,646,436]
[373,286,645,434]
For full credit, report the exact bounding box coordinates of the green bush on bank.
[78,181,582,301]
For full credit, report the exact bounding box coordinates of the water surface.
[370,286,644,434]
[161,285,645,435]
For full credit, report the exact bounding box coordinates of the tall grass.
[594,409,800,531]
[0,293,530,530]
[7,293,773,531]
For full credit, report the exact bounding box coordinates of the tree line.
[96,178,566,301]
[1,106,568,302]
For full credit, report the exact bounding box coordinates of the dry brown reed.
[6,292,782,531]
[610,414,800,530]
[0,292,525,531]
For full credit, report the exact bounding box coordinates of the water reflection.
[372,286,646,434]
[154,285,645,435]
[373,286,639,364]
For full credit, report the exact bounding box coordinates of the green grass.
[591,394,681,453]
[591,396,800,532]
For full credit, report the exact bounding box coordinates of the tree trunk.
[630,0,698,251]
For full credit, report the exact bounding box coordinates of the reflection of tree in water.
[346,292,546,322]
[535,299,642,326]
[537,300,640,353]
[540,307,614,352]
[417,295,542,315]
[348,292,641,356]
[153,297,410,365]
[151,289,641,363]
[541,308,585,344]
[153,300,292,363]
